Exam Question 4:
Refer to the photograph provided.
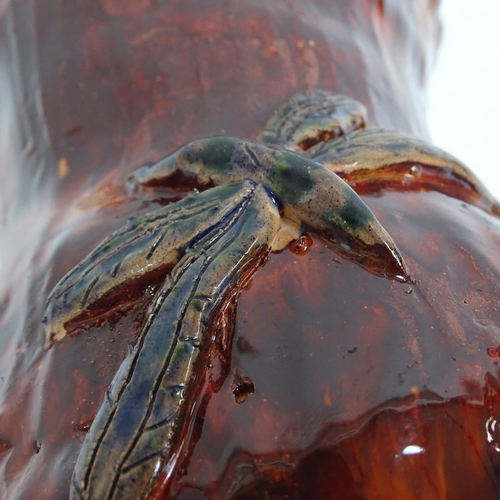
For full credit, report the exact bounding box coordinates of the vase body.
[3,2,500,499]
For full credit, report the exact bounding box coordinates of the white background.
[428,0,500,200]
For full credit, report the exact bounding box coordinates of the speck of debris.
[232,368,255,404]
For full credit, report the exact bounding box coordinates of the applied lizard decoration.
[44,90,493,499]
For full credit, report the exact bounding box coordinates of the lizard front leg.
[127,136,408,281]
[44,182,263,342]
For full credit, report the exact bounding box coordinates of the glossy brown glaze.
[1,0,439,199]
[4,1,498,499]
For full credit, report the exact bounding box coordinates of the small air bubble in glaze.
[289,234,313,255]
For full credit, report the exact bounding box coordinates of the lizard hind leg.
[256,90,367,152]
